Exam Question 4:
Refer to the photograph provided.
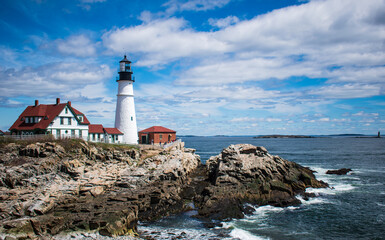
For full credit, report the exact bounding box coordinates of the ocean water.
[139,136,385,240]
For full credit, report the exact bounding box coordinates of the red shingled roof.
[72,108,90,124]
[89,124,104,134]
[139,126,176,133]
[104,128,123,135]
[10,102,89,131]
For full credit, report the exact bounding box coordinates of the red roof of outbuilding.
[139,126,176,133]
[104,128,123,135]
[10,102,89,131]
[89,124,104,134]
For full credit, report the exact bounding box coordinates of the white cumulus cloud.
[0,62,112,98]
[163,0,231,13]
[208,16,239,28]
[56,35,97,57]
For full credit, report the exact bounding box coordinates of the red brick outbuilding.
[138,126,176,144]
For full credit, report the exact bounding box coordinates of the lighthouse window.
[131,116,133,121]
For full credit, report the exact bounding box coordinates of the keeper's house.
[9,98,123,143]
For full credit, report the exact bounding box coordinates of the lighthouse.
[114,55,138,144]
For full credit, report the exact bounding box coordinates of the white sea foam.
[251,205,285,215]
[139,225,225,240]
[305,165,358,195]
[307,167,333,183]
[333,183,356,192]
[220,221,235,229]
[230,228,270,240]
[297,195,330,205]
[306,187,335,195]
[287,206,300,210]
[306,181,356,196]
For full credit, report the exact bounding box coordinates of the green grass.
[0,136,138,152]
[88,141,139,151]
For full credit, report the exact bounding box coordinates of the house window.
[68,117,71,125]
[56,129,60,138]
[71,130,75,137]
[79,116,83,122]
[115,135,118,141]
[79,130,82,138]
[98,133,100,140]
[25,117,29,123]
[65,108,68,114]
[60,117,64,125]
[159,134,163,140]
[92,134,95,141]
[65,130,68,134]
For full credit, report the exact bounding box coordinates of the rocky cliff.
[0,139,200,239]
[0,140,327,239]
[194,144,328,220]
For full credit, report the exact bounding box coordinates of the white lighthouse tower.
[114,55,138,144]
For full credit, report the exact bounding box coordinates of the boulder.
[326,168,352,175]
[195,144,328,220]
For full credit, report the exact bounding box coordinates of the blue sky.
[1,0,385,136]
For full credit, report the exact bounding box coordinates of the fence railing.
[4,134,86,141]
[4,134,53,140]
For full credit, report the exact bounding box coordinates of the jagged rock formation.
[0,140,200,239]
[326,168,352,175]
[194,144,328,220]
[0,141,327,239]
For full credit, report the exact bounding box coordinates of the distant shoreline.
[254,135,313,139]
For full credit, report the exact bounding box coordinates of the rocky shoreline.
[0,139,328,239]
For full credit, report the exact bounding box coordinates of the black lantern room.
[118,55,134,81]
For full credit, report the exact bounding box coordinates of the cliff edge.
[0,139,200,239]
